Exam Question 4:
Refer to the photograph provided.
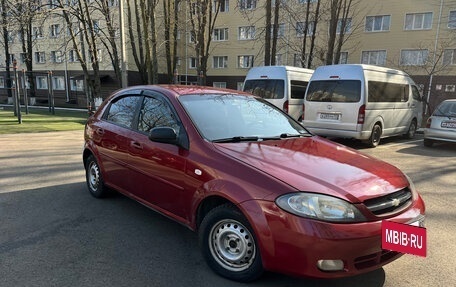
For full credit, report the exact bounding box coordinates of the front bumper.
[240,194,425,279]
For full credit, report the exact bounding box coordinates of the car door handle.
[130,141,143,150]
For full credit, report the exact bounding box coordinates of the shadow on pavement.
[0,182,386,287]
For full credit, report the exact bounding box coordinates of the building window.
[90,49,102,63]
[213,28,228,41]
[69,50,79,62]
[237,82,244,90]
[20,53,27,64]
[405,12,432,30]
[298,0,317,3]
[33,26,44,39]
[449,11,456,28]
[70,78,84,91]
[445,85,456,92]
[239,0,256,10]
[48,0,59,8]
[443,49,456,65]
[92,20,100,35]
[361,50,386,66]
[50,24,60,37]
[213,56,228,68]
[34,52,46,64]
[338,52,348,64]
[337,18,352,34]
[275,54,283,65]
[296,21,315,37]
[7,31,14,43]
[238,55,254,68]
[36,76,48,89]
[0,77,4,88]
[52,76,65,90]
[213,82,227,88]
[215,0,229,12]
[365,15,391,32]
[189,31,196,43]
[51,51,63,63]
[189,57,197,69]
[272,23,286,38]
[400,49,428,66]
[239,26,255,40]
[8,54,15,64]
[108,0,119,7]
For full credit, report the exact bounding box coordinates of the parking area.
[0,131,454,287]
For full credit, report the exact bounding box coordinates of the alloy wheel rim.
[209,219,255,272]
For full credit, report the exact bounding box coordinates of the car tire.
[85,155,110,198]
[423,138,434,147]
[366,124,382,148]
[405,119,417,139]
[199,204,264,282]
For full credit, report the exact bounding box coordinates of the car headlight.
[276,193,366,222]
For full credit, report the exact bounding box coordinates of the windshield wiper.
[279,133,309,138]
[212,136,261,143]
[213,134,310,143]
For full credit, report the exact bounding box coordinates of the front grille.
[364,188,412,216]
[354,250,401,270]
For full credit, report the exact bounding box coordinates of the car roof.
[144,85,253,98]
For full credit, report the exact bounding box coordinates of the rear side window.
[306,80,361,102]
[368,81,409,102]
[290,80,308,99]
[105,96,141,128]
[243,79,285,99]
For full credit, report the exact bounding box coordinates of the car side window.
[137,96,180,133]
[411,85,422,101]
[105,95,141,128]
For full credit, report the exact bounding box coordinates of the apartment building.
[1,0,455,110]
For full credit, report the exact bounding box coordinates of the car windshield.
[179,94,309,142]
[433,101,456,117]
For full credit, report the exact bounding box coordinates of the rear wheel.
[85,155,110,198]
[405,119,417,139]
[199,204,263,282]
[366,124,382,148]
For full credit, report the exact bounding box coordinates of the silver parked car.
[424,99,456,147]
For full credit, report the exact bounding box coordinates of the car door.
[128,90,189,220]
[95,93,142,193]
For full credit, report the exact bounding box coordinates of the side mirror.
[149,127,189,150]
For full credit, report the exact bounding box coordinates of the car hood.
[214,136,408,203]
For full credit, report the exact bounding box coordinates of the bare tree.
[57,0,104,108]
[325,0,358,65]
[0,0,12,99]
[162,0,180,83]
[187,0,222,85]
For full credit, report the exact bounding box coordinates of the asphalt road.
[1,131,454,287]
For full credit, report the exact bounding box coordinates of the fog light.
[317,260,345,271]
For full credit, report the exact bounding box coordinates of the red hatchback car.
[83,85,425,282]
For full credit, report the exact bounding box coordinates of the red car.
[83,85,425,282]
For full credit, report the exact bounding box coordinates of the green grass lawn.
[0,107,89,134]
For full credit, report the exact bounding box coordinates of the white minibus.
[303,64,423,147]
[243,66,314,121]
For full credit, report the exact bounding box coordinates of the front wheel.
[199,204,264,282]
